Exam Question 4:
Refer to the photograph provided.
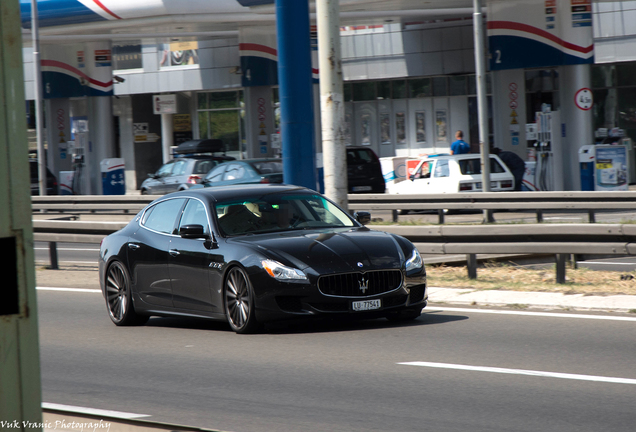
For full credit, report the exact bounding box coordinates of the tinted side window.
[142,198,186,234]
[251,161,282,174]
[172,160,189,176]
[458,157,507,174]
[224,164,245,180]
[433,160,450,177]
[156,162,175,177]
[458,158,481,175]
[178,199,210,235]
[491,158,506,173]
[206,165,227,183]
[193,159,216,174]
[347,149,374,164]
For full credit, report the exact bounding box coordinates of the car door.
[163,159,189,193]
[169,198,221,313]
[202,164,228,187]
[148,161,176,194]
[404,160,433,193]
[127,197,186,308]
[428,159,456,193]
[221,163,248,185]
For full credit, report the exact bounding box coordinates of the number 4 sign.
[575,88,593,110]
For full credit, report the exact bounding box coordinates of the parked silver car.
[140,139,234,195]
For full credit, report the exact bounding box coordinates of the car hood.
[230,227,407,275]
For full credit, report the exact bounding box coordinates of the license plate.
[352,299,381,311]
[352,186,372,192]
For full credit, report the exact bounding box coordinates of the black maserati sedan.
[99,184,427,333]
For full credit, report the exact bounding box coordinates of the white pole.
[473,0,491,193]
[473,0,493,223]
[316,0,348,210]
[31,0,47,195]
[161,113,174,163]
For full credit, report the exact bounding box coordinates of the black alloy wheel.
[105,261,148,326]
[224,266,260,334]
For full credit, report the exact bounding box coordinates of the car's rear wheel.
[224,266,261,334]
[105,261,148,326]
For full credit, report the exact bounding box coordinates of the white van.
[387,153,515,194]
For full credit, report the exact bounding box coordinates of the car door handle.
[169,249,180,257]
[128,243,140,250]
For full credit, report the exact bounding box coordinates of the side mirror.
[354,211,371,225]
[179,224,209,239]
[409,174,415,181]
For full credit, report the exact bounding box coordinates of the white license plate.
[352,186,372,192]
[352,299,381,311]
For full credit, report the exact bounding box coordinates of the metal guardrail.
[32,195,159,214]
[32,219,636,283]
[33,190,636,223]
[347,190,636,223]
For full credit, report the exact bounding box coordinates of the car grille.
[318,270,403,297]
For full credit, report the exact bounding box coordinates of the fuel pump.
[533,106,563,191]
[70,119,88,194]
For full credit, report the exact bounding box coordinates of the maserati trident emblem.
[358,275,369,294]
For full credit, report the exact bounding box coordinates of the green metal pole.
[0,0,44,429]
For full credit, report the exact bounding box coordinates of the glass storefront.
[593,62,636,142]
[197,91,245,159]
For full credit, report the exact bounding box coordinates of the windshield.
[215,193,356,236]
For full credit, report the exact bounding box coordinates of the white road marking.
[398,362,636,385]
[42,403,150,419]
[37,287,101,293]
[578,261,636,266]
[425,307,636,322]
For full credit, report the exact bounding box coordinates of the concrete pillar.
[559,64,594,191]
[161,113,174,163]
[88,96,114,194]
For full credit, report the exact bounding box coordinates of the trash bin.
[59,171,75,195]
[101,158,126,195]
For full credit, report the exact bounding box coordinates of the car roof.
[172,155,234,161]
[228,158,282,163]
[421,153,499,161]
[157,184,313,203]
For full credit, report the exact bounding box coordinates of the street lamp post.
[31,0,47,196]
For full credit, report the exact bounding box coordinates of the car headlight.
[262,259,308,282]
[405,248,423,272]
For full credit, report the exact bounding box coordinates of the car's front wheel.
[105,261,148,326]
[224,266,261,334]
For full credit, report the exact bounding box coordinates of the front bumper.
[251,270,427,323]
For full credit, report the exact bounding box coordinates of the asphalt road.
[37,289,636,432]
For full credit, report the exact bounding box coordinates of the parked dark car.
[99,185,427,333]
[196,158,283,188]
[140,139,234,195]
[347,146,386,193]
[29,159,58,195]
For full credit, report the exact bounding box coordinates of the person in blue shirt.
[450,130,470,154]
